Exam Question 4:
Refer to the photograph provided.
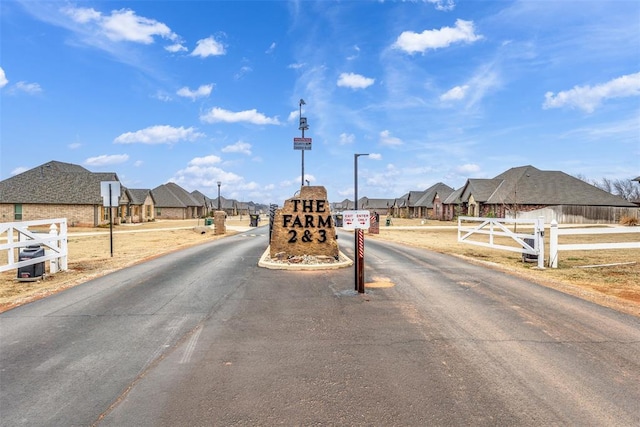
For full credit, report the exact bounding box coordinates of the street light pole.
[354,153,369,292]
[217,181,221,211]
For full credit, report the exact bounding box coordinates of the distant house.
[331,199,354,212]
[392,191,424,218]
[394,183,454,219]
[360,197,394,216]
[151,182,203,220]
[125,189,155,223]
[191,190,213,217]
[450,165,638,224]
[442,187,464,221]
[0,160,123,227]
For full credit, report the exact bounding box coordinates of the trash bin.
[334,214,343,227]
[250,214,259,227]
[17,245,45,280]
[522,238,538,262]
[386,218,392,226]
[204,218,213,226]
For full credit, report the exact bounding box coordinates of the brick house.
[125,189,155,223]
[151,182,203,220]
[448,165,638,223]
[0,160,124,227]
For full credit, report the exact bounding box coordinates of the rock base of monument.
[258,246,353,270]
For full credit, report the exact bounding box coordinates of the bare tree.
[591,177,640,201]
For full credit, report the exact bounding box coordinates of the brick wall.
[0,203,98,227]
[155,207,187,220]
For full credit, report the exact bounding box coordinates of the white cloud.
[165,43,187,53]
[191,36,226,57]
[134,160,143,167]
[288,63,305,70]
[543,72,640,113]
[114,125,205,144]
[176,84,213,100]
[8,81,43,95]
[234,66,252,80]
[266,42,276,54]
[222,141,252,155]
[62,6,101,24]
[11,166,28,176]
[379,130,403,146]
[287,110,299,122]
[153,91,172,102]
[369,153,382,160]
[440,85,469,101]
[170,157,243,191]
[62,7,179,45]
[339,133,355,145]
[84,154,129,166]
[337,72,375,89]
[200,107,281,125]
[102,9,174,43]
[346,45,360,61]
[393,19,483,54]
[455,163,480,174]
[189,155,222,166]
[426,0,456,11]
[68,142,82,149]
[0,67,8,88]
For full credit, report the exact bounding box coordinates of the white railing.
[548,220,640,268]
[458,216,545,269]
[0,218,68,275]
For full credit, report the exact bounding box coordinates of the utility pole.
[299,99,308,186]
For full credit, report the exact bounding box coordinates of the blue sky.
[1,0,639,205]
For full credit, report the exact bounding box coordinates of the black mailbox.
[17,246,45,280]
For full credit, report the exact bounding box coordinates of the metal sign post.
[100,181,120,257]
[109,185,113,257]
[343,210,370,293]
[356,229,365,293]
[296,99,310,186]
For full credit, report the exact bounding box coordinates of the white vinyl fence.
[458,216,545,269]
[548,220,640,268]
[0,218,68,276]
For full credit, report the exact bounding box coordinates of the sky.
[1,0,639,205]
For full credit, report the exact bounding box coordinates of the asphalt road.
[1,227,638,426]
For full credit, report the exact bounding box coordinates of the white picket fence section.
[548,220,640,268]
[458,216,545,269]
[0,218,68,275]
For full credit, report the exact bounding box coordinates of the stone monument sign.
[270,186,339,259]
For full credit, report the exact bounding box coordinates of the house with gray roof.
[360,197,394,216]
[125,189,155,223]
[0,160,124,226]
[442,187,464,221]
[452,165,638,223]
[393,183,454,219]
[151,182,203,220]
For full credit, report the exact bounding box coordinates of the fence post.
[536,216,544,269]
[59,220,68,271]
[48,224,58,274]
[549,220,558,268]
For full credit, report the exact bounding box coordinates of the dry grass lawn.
[1,217,638,317]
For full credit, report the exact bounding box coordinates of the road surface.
[1,227,638,426]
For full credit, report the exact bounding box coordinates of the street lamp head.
[217,181,221,187]
[299,99,306,106]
